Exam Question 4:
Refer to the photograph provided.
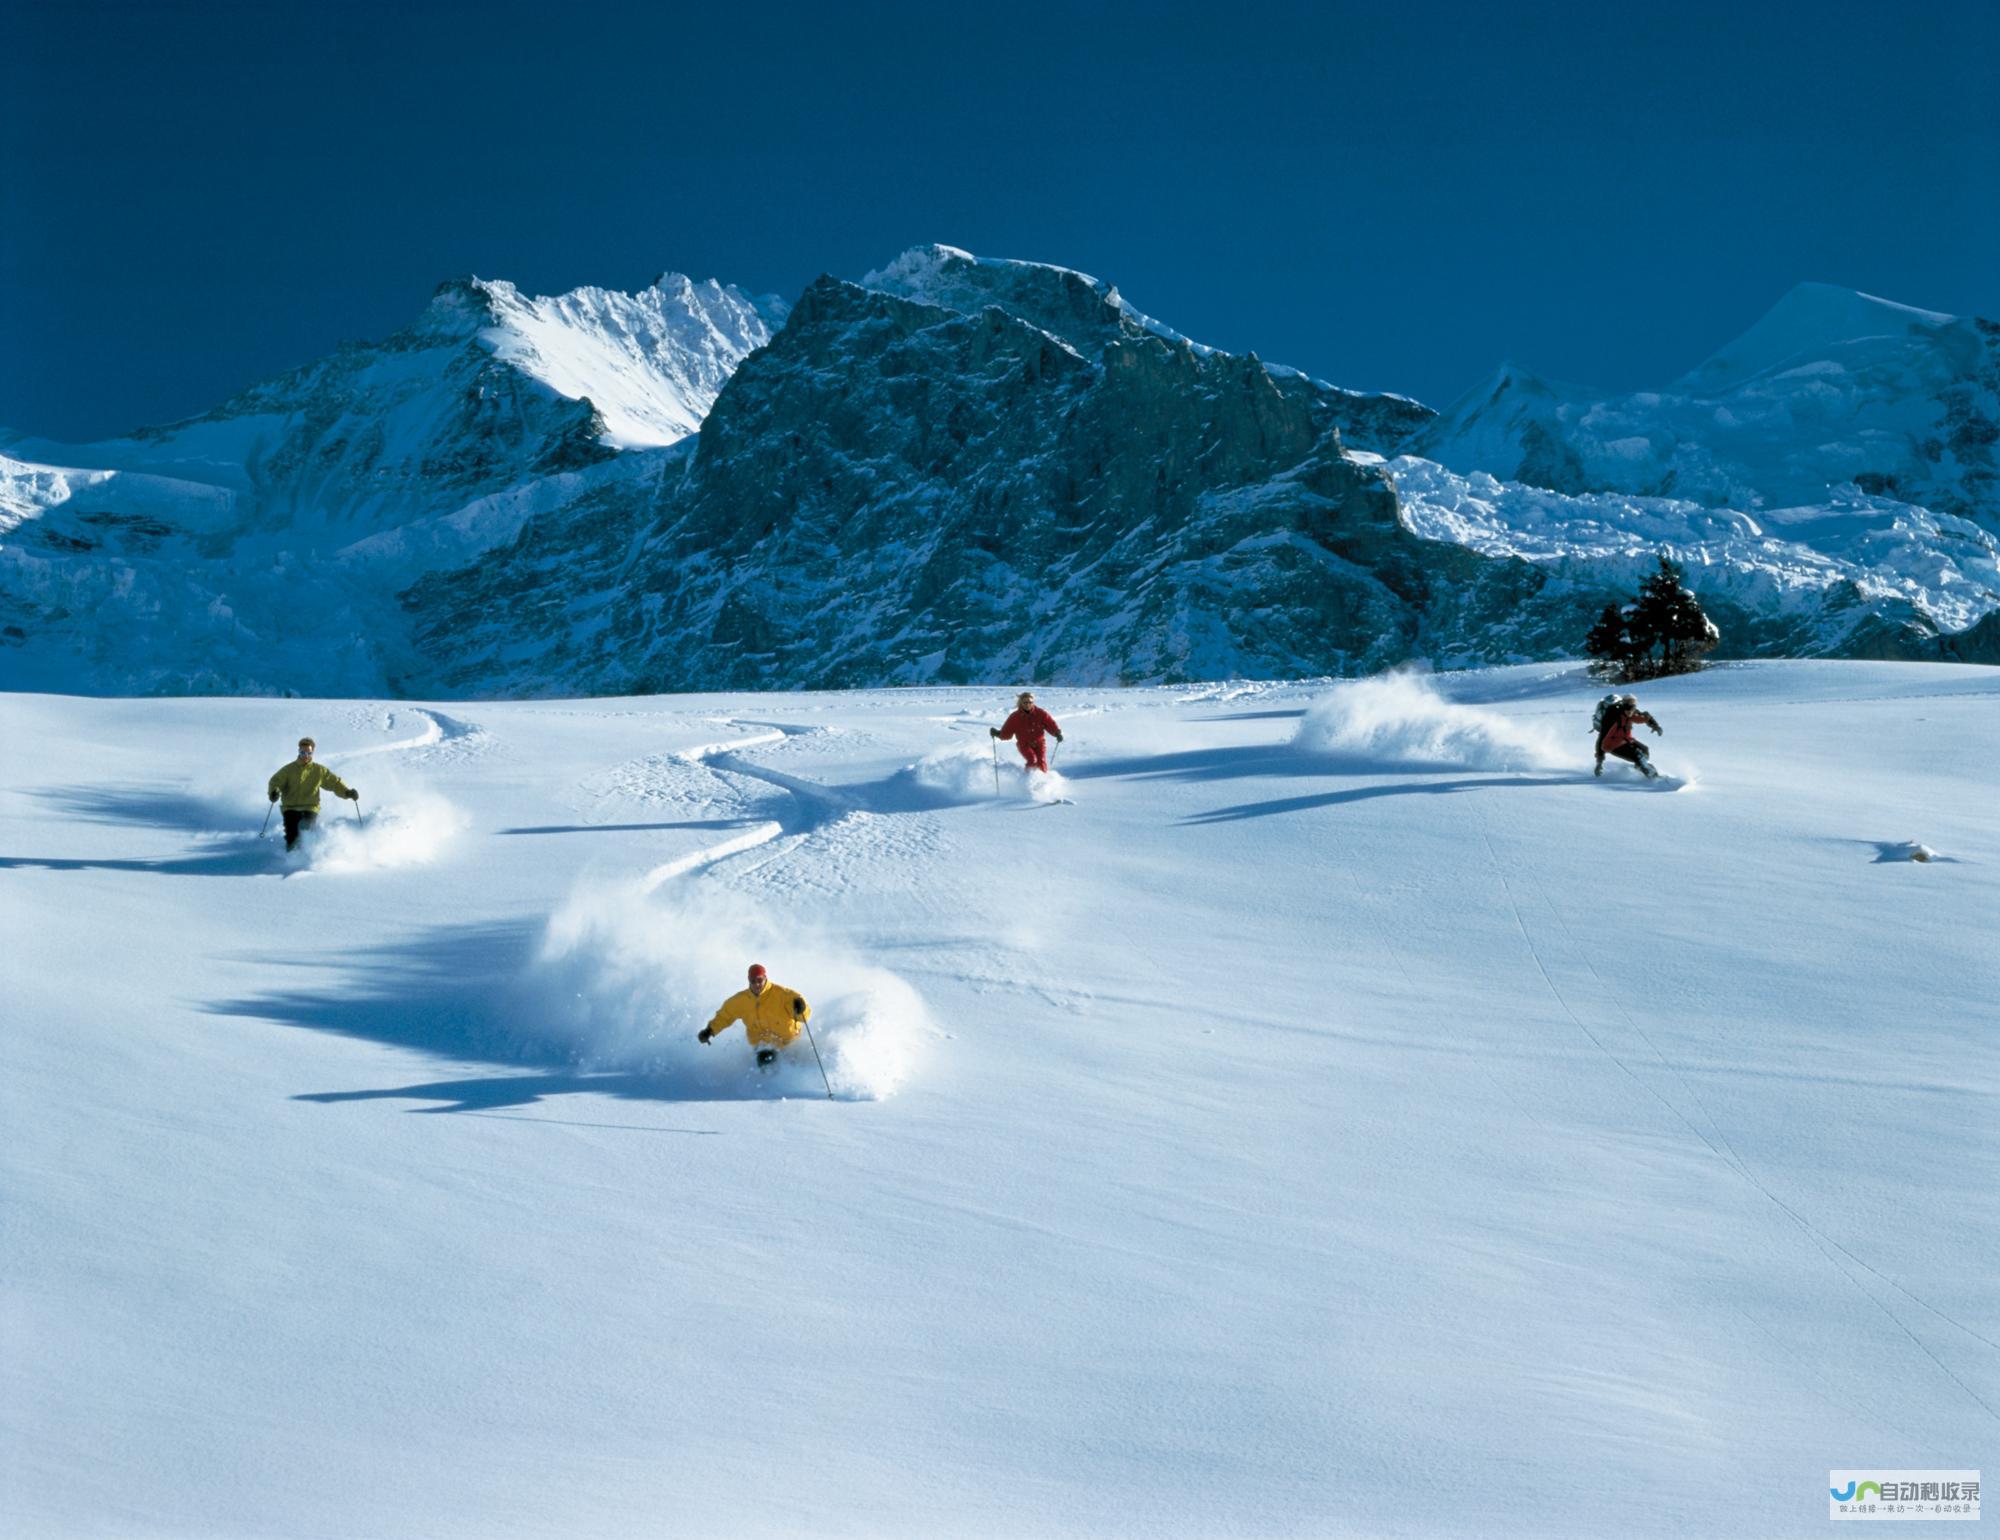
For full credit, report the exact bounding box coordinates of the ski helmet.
[747,963,767,982]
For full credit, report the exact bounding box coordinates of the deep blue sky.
[4,0,1995,442]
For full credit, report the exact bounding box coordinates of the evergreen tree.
[1583,602,1631,678]
[1591,555,1719,680]
[1627,554,1718,676]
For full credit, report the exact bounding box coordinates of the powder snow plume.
[523,879,928,1100]
[884,743,1069,808]
[302,779,468,872]
[1293,671,1570,772]
[884,743,997,807]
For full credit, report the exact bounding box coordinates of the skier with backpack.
[1592,693,1664,779]
[990,690,1064,773]
[698,963,812,1071]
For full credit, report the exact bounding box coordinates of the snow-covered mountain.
[0,272,782,692]
[4,271,783,537]
[3,252,1997,697]
[1411,282,2000,529]
[404,260,1557,692]
[407,256,2000,691]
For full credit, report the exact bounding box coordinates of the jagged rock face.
[864,244,1436,456]
[408,275,1551,692]
[1411,285,2000,531]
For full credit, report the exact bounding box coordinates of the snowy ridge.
[472,272,788,448]
[1681,281,1958,388]
[860,243,1434,452]
[1413,282,2000,530]
[0,267,774,693]
[863,242,1219,355]
[1387,454,2000,633]
[6,267,780,517]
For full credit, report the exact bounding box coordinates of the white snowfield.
[2,663,1995,1539]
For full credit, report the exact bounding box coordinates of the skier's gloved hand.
[269,791,279,803]
[697,1027,713,1044]
[792,998,807,1018]
[988,728,1001,738]
[1053,732,1064,743]
[1652,723,1663,735]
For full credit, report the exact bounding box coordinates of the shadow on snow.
[208,919,808,1110]
[31,782,257,833]
[1183,775,1577,824]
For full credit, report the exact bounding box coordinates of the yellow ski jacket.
[268,760,356,811]
[706,984,811,1048]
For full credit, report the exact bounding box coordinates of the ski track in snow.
[326,706,487,766]
[621,724,829,888]
[631,720,967,897]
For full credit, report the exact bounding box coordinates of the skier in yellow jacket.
[699,963,811,1070]
[267,737,358,850]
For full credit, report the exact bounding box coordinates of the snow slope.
[3,663,1994,1538]
[1411,283,2000,530]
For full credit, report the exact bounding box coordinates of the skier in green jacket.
[267,737,357,850]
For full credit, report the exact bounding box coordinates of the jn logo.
[1832,1481,1883,1502]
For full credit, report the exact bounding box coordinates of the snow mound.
[1294,672,1570,772]
[302,788,468,873]
[525,882,928,1100]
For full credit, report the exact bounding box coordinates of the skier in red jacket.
[991,690,1063,772]
[1594,693,1664,779]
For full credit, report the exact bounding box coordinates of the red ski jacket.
[1597,709,1659,754]
[997,705,1061,747]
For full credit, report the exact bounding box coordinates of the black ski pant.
[1606,742,1653,772]
[282,809,318,850]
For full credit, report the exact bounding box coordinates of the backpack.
[1591,694,1623,735]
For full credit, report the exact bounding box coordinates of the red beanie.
[747,963,767,981]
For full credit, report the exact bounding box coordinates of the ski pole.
[260,802,275,839]
[351,796,366,829]
[802,1016,834,1100]
[990,734,1000,796]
